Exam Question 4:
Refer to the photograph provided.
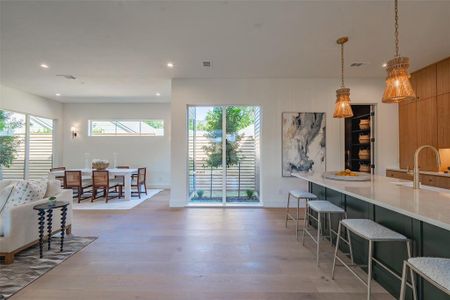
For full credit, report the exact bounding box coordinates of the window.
[0,110,54,180]
[88,120,164,136]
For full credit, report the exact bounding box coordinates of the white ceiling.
[1,0,449,103]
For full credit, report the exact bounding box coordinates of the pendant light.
[382,0,416,103]
[333,36,353,118]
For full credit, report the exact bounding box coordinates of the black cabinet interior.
[344,104,374,173]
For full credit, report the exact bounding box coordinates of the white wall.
[0,84,64,165]
[171,78,399,207]
[62,103,171,188]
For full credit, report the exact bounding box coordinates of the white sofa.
[0,179,73,264]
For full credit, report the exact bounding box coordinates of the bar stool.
[285,190,317,239]
[302,200,346,266]
[332,219,417,300]
[400,257,450,299]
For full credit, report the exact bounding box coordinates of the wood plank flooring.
[11,190,393,300]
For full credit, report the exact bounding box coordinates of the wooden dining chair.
[50,166,66,186]
[92,170,122,203]
[64,170,92,203]
[114,165,129,193]
[132,167,147,199]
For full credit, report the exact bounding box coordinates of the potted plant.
[48,196,57,206]
[196,190,205,199]
[246,189,255,200]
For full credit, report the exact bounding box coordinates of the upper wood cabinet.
[399,99,417,169]
[416,97,438,171]
[399,56,449,171]
[437,93,450,148]
[437,57,450,95]
[415,64,436,100]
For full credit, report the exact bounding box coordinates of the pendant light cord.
[395,0,400,57]
[341,42,345,87]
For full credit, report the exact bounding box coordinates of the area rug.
[0,235,96,299]
[72,189,162,210]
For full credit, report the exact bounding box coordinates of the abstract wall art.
[282,112,326,177]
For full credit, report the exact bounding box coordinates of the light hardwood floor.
[11,190,393,300]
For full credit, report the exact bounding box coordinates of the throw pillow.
[24,179,48,202]
[0,184,15,237]
[44,179,62,198]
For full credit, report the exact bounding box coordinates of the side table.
[33,201,69,258]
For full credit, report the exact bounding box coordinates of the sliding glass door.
[188,106,260,205]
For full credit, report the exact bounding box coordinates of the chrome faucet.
[413,145,441,189]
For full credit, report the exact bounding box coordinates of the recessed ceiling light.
[156,92,161,96]
[40,63,49,69]
[55,93,61,96]
[382,63,388,68]
[166,62,174,68]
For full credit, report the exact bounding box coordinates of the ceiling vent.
[56,74,77,80]
[202,61,212,68]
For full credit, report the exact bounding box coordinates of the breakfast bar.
[292,172,450,300]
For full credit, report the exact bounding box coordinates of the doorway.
[187,106,261,205]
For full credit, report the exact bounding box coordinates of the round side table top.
[33,201,69,210]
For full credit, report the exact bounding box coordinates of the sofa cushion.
[0,183,15,237]
[5,179,47,208]
[44,179,62,198]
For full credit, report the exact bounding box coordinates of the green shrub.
[196,190,205,199]
[246,189,255,199]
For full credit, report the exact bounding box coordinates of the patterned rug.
[0,235,96,299]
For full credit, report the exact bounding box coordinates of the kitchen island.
[292,172,450,300]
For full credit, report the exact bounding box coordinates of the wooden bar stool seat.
[400,257,450,299]
[285,190,317,239]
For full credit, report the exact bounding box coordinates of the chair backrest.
[117,166,130,169]
[93,170,109,187]
[64,171,82,188]
[138,167,146,184]
[50,166,66,172]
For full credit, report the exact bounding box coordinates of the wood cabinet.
[437,93,450,148]
[399,99,417,169]
[386,169,450,189]
[437,57,450,95]
[416,97,439,171]
[415,64,437,100]
[398,56,450,171]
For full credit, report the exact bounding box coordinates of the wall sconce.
[71,126,79,139]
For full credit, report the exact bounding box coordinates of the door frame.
[185,104,262,207]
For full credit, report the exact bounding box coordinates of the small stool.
[302,200,346,266]
[332,219,417,300]
[400,257,450,299]
[285,190,317,239]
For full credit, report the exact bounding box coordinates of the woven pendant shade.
[382,56,416,103]
[382,0,415,104]
[333,36,353,118]
[333,87,353,118]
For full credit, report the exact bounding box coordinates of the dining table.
[49,168,138,201]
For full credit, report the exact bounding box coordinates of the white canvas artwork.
[282,112,326,177]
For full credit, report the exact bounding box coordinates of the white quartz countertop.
[292,172,450,231]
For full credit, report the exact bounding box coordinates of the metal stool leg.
[302,201,308,246]
[406,241,418,300]
[400,261,408,300]
[331,222,342,279]
[316,212,321,266]
[327,213,333,244]
[285,193,291,228]
[367,240,374,300]
[296,197,300,240]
